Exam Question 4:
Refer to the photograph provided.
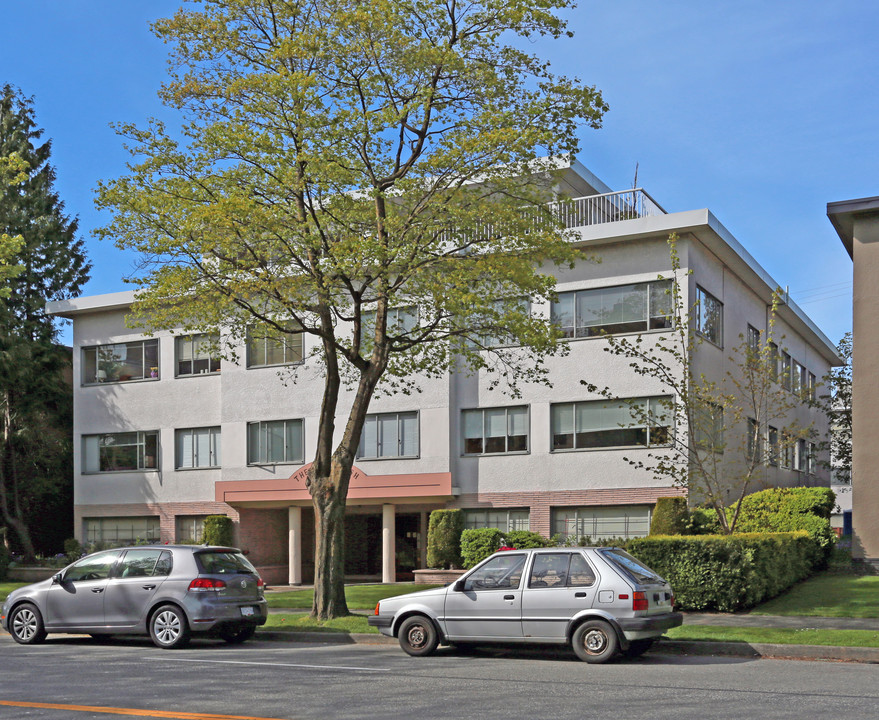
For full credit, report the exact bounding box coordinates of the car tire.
[624,639,654,658]
[149,604,191,649]
[8,603,47,645]
[572,620,619,664]
[219,624,257,644]
[398,615,439,657]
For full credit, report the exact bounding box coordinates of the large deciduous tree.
[96,0,607,618]
[0,85,90,559]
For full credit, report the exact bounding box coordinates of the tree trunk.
[0,420,37,561]
[311,466,350,620]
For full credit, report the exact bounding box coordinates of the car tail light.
[257,577,265,589]
[374,602,381,616]
[632,591,648,612]
[189,578,226,592]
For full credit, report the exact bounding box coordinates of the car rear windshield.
[196,551,257,575]
[598,548,665,585]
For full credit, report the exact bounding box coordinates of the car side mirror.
[453,579,466,592]
[52,572,63,584]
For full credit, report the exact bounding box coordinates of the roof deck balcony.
[553,188,666,229]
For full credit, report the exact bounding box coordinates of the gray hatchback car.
[368,546,682,663]
[1,545,267,649]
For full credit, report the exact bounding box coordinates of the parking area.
[3,634,879,720]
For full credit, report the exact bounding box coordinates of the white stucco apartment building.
[48,161,839,584]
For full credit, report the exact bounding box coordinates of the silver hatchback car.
[1,545,267,649]
[368,547,682,663]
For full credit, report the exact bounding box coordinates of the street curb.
[255,632,879,662]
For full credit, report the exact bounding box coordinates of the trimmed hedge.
[427,509,464,569]
[731,487,836,562]
[504,530,552,549]
[627,532,815,612]
[650,497,689,535]
[203,515,235,547]
[460,528,504,568]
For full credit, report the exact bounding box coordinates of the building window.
[768,342,779,382]
[361,306,418,352]
[781,431,793,468]
[768,426,779,466]
[83,431,159,473]
[176,516,207,543]
[747,418,762,464]
[747,325,761,353]
[85,516,160,545]
[463,508,530,532]
[357,412,418,459]
[692,401,723,452]
[781,351,792,391]
[795,438,807,472]
[791,360,804,395]
[83,339,159,384]
[462,406,529,455]
[551,280,673,339]
[808,372,817,401]
[472,297,530,348]
[551,505,652,541]
[808,442,817,474]
[246,321,304,368]
[247,419,304,465]
[694,286,723,345]
[176,334,220,376]
[175,427,221,469]
[551,397,671,451]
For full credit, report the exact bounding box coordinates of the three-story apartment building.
[48,160,839,584]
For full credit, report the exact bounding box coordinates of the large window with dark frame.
[551,505,652,541]
[85,516,161,545]
[550,397,671,451]
[695,286,723,345]
[82,340,159,384]
[247,419,304,465]
[551,280,673,339]
[462,508,530,532]
[462,406,529,455]
[357,411,419,459]
[82,431,159,473]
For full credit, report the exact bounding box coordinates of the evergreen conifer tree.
[0,85,90,559]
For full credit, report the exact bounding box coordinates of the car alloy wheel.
[10,603,47,645]
[150,604,191,649]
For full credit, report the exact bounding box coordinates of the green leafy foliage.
[730,487,836,562]
[650,497,689,535]
[628,532,816,612]
[460,528,504,568]
[426,509,463,569]
[0,542,8,581]
[503,530,552,549]
[202,515,235,547]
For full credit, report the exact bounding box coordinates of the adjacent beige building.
[828,196,879,565]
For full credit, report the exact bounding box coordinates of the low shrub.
[503,530,552,549]
[732,487,836,563]
[685,507,722,535]
[650,497,689,535]
[64,537,83,562]
[460,528,504,568]
[627,532,815,612]
[203,515,235,547]
[426,509,464,569]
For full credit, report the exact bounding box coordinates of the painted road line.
[145,656,390,672]
[0,700,290,720]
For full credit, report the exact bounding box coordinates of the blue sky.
[3,0,874,348]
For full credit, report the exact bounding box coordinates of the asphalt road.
[2,635,879,719]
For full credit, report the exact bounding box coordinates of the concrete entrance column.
[382,504,396,583]
[419,511,429,569]
[288,506,302,586]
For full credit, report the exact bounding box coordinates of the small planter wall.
[413,568,465,584]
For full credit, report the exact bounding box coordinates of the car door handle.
[504,595,515,601]
[574,592,588,598]
[91,588,105,593]
[142,584,156,590]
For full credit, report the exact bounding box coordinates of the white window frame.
[551,505,652,541]
[85,516,161,545]
[246,321,304,368]
[462,508,530,532]
[550,396,672,452]
[695,286,723,346]
[175,333,221,377]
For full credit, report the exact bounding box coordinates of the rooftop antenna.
[632,162,639,190]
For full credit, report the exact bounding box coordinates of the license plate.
[240,606,255,617]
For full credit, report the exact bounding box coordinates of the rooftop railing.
[551,188,666,229]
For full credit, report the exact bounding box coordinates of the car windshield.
[196,551,257,574]
[598,548,665,584]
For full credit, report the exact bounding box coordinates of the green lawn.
[666,625,879,648]
[750,574,879,618]
[265,583,439,610]
[0,583,27,603]
[261,613,376,634]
